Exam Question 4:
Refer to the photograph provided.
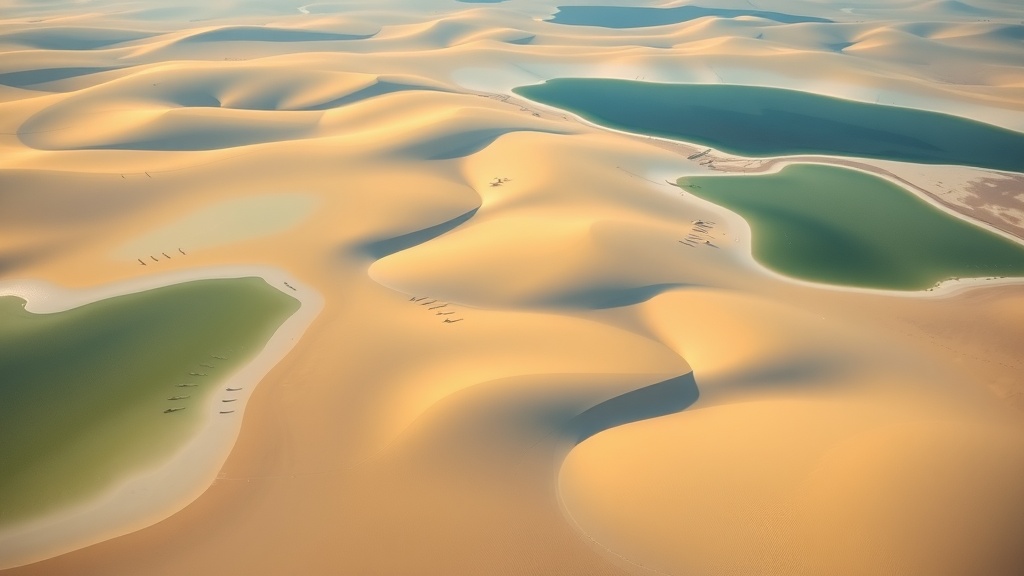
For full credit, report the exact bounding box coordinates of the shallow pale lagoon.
[514,79,1024,172]
[679,164,1024,290]
[0,277,298,527]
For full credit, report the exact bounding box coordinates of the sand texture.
[2,0,1024,574]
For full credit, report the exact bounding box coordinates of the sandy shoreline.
[702,155,1024,243]
[512,90,1024,235]
[499,91,1024,299]
[0,266,322,569]
[3,1,1024,573]
[668,178,1024,299]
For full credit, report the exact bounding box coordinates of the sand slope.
[2,0,1024,574]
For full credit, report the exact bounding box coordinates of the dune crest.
[1,0,1023,574]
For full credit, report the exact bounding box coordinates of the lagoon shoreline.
[0,266,322,570]
[503,89,1024,244]
[3,1,1024,573]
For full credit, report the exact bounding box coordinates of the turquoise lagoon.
[514,79,1024,172]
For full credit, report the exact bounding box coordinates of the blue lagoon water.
[514,79,1024,172]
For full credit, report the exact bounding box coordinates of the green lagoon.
[0,277,298,527]
[679,164,1024,290]
[514,79,1024,172]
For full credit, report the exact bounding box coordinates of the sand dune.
[560,281,1024,575]
[179,26,374,44]
[2,0,1024,574]
[0,27,156,51]
[12,69,547,153]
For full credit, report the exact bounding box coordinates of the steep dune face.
[12,65,467,151]
[0,27,157,51]
[561,398,1024,576]
[2,1,1024,575]
[561,286,1024,575]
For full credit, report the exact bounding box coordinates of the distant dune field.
[1,1,1023,575]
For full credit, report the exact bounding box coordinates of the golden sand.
[2,1,1023,574]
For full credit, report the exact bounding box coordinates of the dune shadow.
[158,88,222,108]
[541,283,686,310]
[566,372,699,446]
[506,36,536,45]
[0,244,58,276]
[707,355,844,396]
[306,81,448,111]
[547,5,832,28]
[0,67,122,88]
[81,129,303,152]
[183,26,375,43]
[825,41,855,52]
[992,24,1024,41]
[355,208,479,260]
[398,128,536,161]
[1,28,154,50]
[936,0,994,16]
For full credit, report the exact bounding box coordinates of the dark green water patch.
[0,277,299,527]
[678,164,1024,290]
[513,79,1024,172]
[547,5,831,28]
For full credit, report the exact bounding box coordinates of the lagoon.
[514,79,1024,172]
[678,164,1024,290]
[0,277,298,527]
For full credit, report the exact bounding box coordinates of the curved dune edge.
[554,284,1024,576]
[670,162,1024,298]
[557,397,1024,576]
[2,2,1023,574]
[508,88,1024,242]
[367,122,1023,304]
[0,266,322,570]
[554,124,1024,297]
